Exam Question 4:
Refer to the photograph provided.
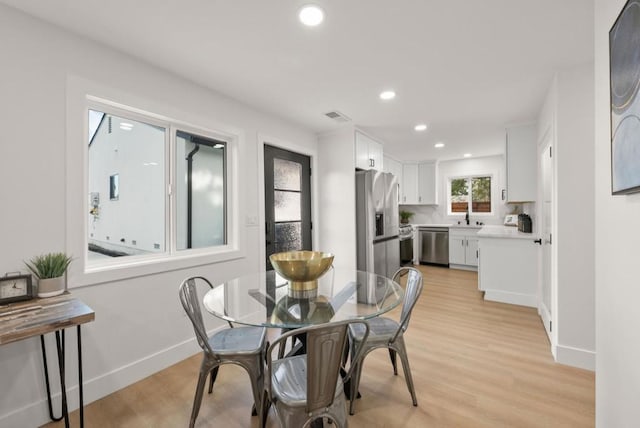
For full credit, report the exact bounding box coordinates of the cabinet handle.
[534,239,542,245]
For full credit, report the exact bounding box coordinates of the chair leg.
[207,366,219,394]
[395,344,418,406]
[260,390,271,428]
[388,349,398,375]
[245,357,265,420]
[349,360,363,415]
[189,361,212,428]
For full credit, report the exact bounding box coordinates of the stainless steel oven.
[399,224,413,266]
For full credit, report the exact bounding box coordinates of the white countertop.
[411,223,454,228]
[448,224,483,230]
[477,225,539,240]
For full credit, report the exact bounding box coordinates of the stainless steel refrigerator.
[355,169,400,279]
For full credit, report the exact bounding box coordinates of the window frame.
[446,174,494,216]
[66,83,245,288]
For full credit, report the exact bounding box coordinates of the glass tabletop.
[202,269,404,329]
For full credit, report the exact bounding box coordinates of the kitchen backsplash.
[402,201,536,230]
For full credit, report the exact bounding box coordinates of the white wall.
[537,63,596,371]
[0,5,317,427]
[317,127,357,270]
[556,64,596,369]
[595,0,640,425]
[403,155,511,226]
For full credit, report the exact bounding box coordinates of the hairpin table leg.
[41,330,71,428]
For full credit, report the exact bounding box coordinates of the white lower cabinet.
[448,227,479,269]
[478,237,538,307]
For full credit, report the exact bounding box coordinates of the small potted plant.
[25,252,73,298]
[399,210,414,224]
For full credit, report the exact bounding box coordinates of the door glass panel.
[274,191,301,221]
[274,222,302,253]
[274,158,301,191]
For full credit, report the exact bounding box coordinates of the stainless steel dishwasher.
[419,227,449,266]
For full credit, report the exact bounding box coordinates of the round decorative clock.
[0,273,34,304]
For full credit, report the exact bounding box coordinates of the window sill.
[70,247,245,288]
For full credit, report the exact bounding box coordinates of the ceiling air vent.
[324,110,351,122]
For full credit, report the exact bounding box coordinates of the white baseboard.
[555,344,595,371]
[448,263,478,272]
[483,289,537,308]
[0,331,215,427]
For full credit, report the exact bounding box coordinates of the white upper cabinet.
[505,124,537,202]
[400,161,438,205]
[384,156,403,200]
[418,161,437,205]
[402,163,419,204]
[355,131,383,170]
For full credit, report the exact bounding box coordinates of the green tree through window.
[449,176,492,214]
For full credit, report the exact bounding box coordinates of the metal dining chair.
[347,266,423,415]
[262,319,370,428]
[179,276,267,428]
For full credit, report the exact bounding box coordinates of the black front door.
[264,145,312,270]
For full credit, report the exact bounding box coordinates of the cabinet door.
[355,132,371,170]
[402,164,419,204]
[369,140,383,170]
[449,235,466,265]
[506,124,537,202]
[384,156,403,202]
[465,237,479,267]
[418,162,437,205]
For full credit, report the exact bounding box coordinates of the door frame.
[257,134,318,272]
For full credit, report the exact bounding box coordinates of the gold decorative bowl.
[269,251,334,291]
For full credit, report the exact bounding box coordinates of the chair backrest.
[391,267,424,342]
[267,319,369,413]
[179,276,216,355]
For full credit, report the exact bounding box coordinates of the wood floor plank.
[41,265,594,427]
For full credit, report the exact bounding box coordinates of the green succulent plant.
[25,252,73,279]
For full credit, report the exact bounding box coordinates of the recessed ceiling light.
[299,5,324,26]
[379,90,396,100]
[464,153,472,158]
[414,124,428,131]
[434,142,445,148]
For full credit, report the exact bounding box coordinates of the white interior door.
[540,140,553,340]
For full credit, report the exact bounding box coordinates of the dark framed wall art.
[610,0,640,194]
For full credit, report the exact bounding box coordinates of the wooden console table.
[0,294,95,427]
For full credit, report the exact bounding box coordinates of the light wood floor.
[43,265,594,427]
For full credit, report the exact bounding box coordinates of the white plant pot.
[38,276,66,298]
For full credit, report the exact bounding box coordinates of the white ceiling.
[2,0,594,162]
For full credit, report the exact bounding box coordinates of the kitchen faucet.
[465,211,470,225]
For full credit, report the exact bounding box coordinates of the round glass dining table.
[202,268,404,329]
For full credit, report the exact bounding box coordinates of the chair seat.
[349,317,399,344]
[271,355,342,407]
[208,326,266,355]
